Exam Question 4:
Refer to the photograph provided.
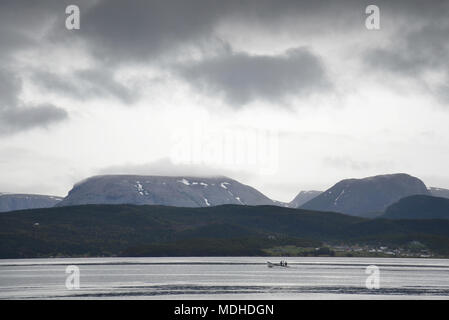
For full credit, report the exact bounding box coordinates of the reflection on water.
[1,257,449,299]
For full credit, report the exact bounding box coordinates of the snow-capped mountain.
[289,190,322,208]
[0,193,63,212]
[56,175,276,207]
[300,173,430,217]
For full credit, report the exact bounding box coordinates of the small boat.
[267,261,289,268]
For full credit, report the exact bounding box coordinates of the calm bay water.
[1,257,449,299]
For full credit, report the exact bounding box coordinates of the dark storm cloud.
[3,0,448,66]
[75,0,228,64]
[362,1,449,103]
[177,47,331,106]
[0,1,72,135]
[0,69,21,108]
[2,0,449,111]
[0,29,33,59]
[32,0,345,107]
[0,69,68,136]
[35,0,373,68]
[365,21,449,76]
[34,68,137,105]
[0,104,68,135]
[48,0,449,106]
[61,0,345,64]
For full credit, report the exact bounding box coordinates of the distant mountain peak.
[301,173,429,217]
[428,187,449,199]
[289,190,322,208]
[0,193,63,212]
[57,174,276,208]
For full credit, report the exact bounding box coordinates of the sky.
[1,0,449,202]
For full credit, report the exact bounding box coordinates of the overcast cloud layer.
[1,0,449,201]
[177,47,331,106]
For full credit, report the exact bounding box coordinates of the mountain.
[56,175,276,207]
[301,173,430,217]
[0,193,62,213]
[382,195,449,220]
[429,187,449,199]
[2,204,449,258]
[289,191,322,208]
